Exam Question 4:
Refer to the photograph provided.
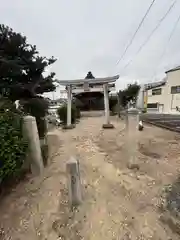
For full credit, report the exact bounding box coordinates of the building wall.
[146,69,180,113]
[163,69,180,113]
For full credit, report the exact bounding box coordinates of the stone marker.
[23,115,44,175]
[66,157,82,207]
[126,107,140,169]
[138,120,144,131]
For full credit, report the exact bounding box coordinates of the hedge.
[57,104,81,124]
[0,101,28,184]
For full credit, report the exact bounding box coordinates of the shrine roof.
[56,75,119,86]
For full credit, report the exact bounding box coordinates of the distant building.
[145,66,180,113]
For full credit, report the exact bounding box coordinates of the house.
[145,66,180,113]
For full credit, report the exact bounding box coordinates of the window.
[147,103,158,109]
[152,88,162,95]
[171,86,180,94]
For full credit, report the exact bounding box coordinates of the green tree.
[118,83,140,108]
[0,24,57,101]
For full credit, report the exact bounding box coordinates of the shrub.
[21,96,49,138]
[0,101,27,184]
[76,107,81,119]
[142,108,147,113]
[57,104,80,124]
[109,97,118,111]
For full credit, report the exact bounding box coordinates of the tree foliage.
[21,96,49,138]
[118,83,140,108]
[85,71,95,79]
[0,24,57,101]
[21,96,49,118]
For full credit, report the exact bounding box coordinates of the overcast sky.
[1,0,180,98]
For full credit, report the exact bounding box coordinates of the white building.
[146,66,180,114]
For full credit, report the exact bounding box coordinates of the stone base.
[127,162,140,170]
[62,124,75,130]
[102,123,115,129]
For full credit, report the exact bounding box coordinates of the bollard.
[23,115,44,175]
[126,107,140,169]
[66,157,82,207]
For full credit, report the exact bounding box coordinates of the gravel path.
[0,116,180,239]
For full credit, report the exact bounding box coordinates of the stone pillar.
[66,157,82,207]
[136,84,145,111]
[67,85,72,126]
[102,83,114,128]
[126,107,140,169]
[64,85,74,129]
[23,116,44,175]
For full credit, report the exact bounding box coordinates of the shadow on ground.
[165,177,180,218]
[160,176,180,236]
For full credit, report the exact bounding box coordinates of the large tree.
[0,24,57,101]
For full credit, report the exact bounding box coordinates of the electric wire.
[115,0,156,67]
[152,12,180,79]
[119,0,177,75]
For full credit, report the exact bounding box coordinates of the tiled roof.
[145,80,166,90]
[165,66,180,73]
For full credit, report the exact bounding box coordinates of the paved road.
[141,113,180,132]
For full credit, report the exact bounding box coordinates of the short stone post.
[126,107,140,169]
[23,116,44,175]
[66,157,82,207]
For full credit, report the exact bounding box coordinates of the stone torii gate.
[57,75,119,129]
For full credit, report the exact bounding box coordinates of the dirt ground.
[0,116,180,240]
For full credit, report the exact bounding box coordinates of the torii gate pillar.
[67,85,72,127]
[102,83,114,129]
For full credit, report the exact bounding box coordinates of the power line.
[120,0,177,75]
[152,12,180,78]
[115,0,156,67]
